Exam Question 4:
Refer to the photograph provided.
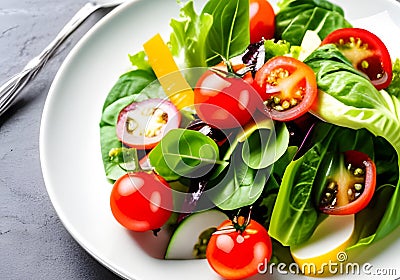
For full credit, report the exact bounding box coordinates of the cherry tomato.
[249,0,275,43]
[253,56,318,122]
[110,172,173,231]
[116,98,181,150]
[321,28,392,90]
[319,150,376,215]
[206,217,272,280]
[194,65,261,129]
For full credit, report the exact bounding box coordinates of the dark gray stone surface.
[0,1,122,279]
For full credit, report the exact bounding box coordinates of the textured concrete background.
[0,0,121,279]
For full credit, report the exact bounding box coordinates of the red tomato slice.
[253,56,318,122]
[249,0,275,43]
[110,172,173,232]
[321,28,393,90]
[206,217,272,280]
[194,65,261,129]
[319,150,376,215]
[116,98,181,150]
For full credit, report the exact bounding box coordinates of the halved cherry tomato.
[319,150,376,215]
[194,64,261,129]
[249,0,275,43]
[116,98,181,150]
[253,56,318,122]
[110,172,173,231]
[206,217,272,280]
[321,28,392,90]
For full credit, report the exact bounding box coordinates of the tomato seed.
[353,168,364,176]
[354,183,363,191]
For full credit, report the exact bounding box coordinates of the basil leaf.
[275,0,352,45]
[149,129,220,181]
[202,0,250,66]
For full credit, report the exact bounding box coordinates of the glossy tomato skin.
[249,0,275,43]
[253,56,318,122]
[194,66,261,129]
[319,150,376,215]
[206,219,272,280]
[321,28,392,90]
[110,172,173,232]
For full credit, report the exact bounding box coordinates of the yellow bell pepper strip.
[143,33,194,110]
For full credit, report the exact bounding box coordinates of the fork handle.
[0,2,101,117]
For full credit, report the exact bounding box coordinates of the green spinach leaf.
[206,143,271,210]
[242,122,290,170]
[100,70,156,115]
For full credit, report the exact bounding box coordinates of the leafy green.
[268,141,325,246]
[202,0,250,66]
[100,70,156,114]
[128,51,152,72]
[169,0,250,68]
[242,121,290,170]
[275,0,352,45]
[206,121,290,210]
[99,0,253,181]
[387,58,400,98]
[269,123,379,246]
[206,144,271,210]
[169,1,213,69]
[264,39,301,61]
[350,184,395,250]
[148,129,221,181]
[305,44,400,247]
[254,146,298,227]
[99,70,163,180]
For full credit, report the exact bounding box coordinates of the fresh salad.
[99,0,400,278]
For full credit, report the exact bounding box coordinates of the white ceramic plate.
[40,0,400,279]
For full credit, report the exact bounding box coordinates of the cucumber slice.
[165,209,228,260]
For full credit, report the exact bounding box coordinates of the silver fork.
[0,0,127,117]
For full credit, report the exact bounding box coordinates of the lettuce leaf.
[169,1,213,69]
[305,44,400,247]
[268,117,398,247]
